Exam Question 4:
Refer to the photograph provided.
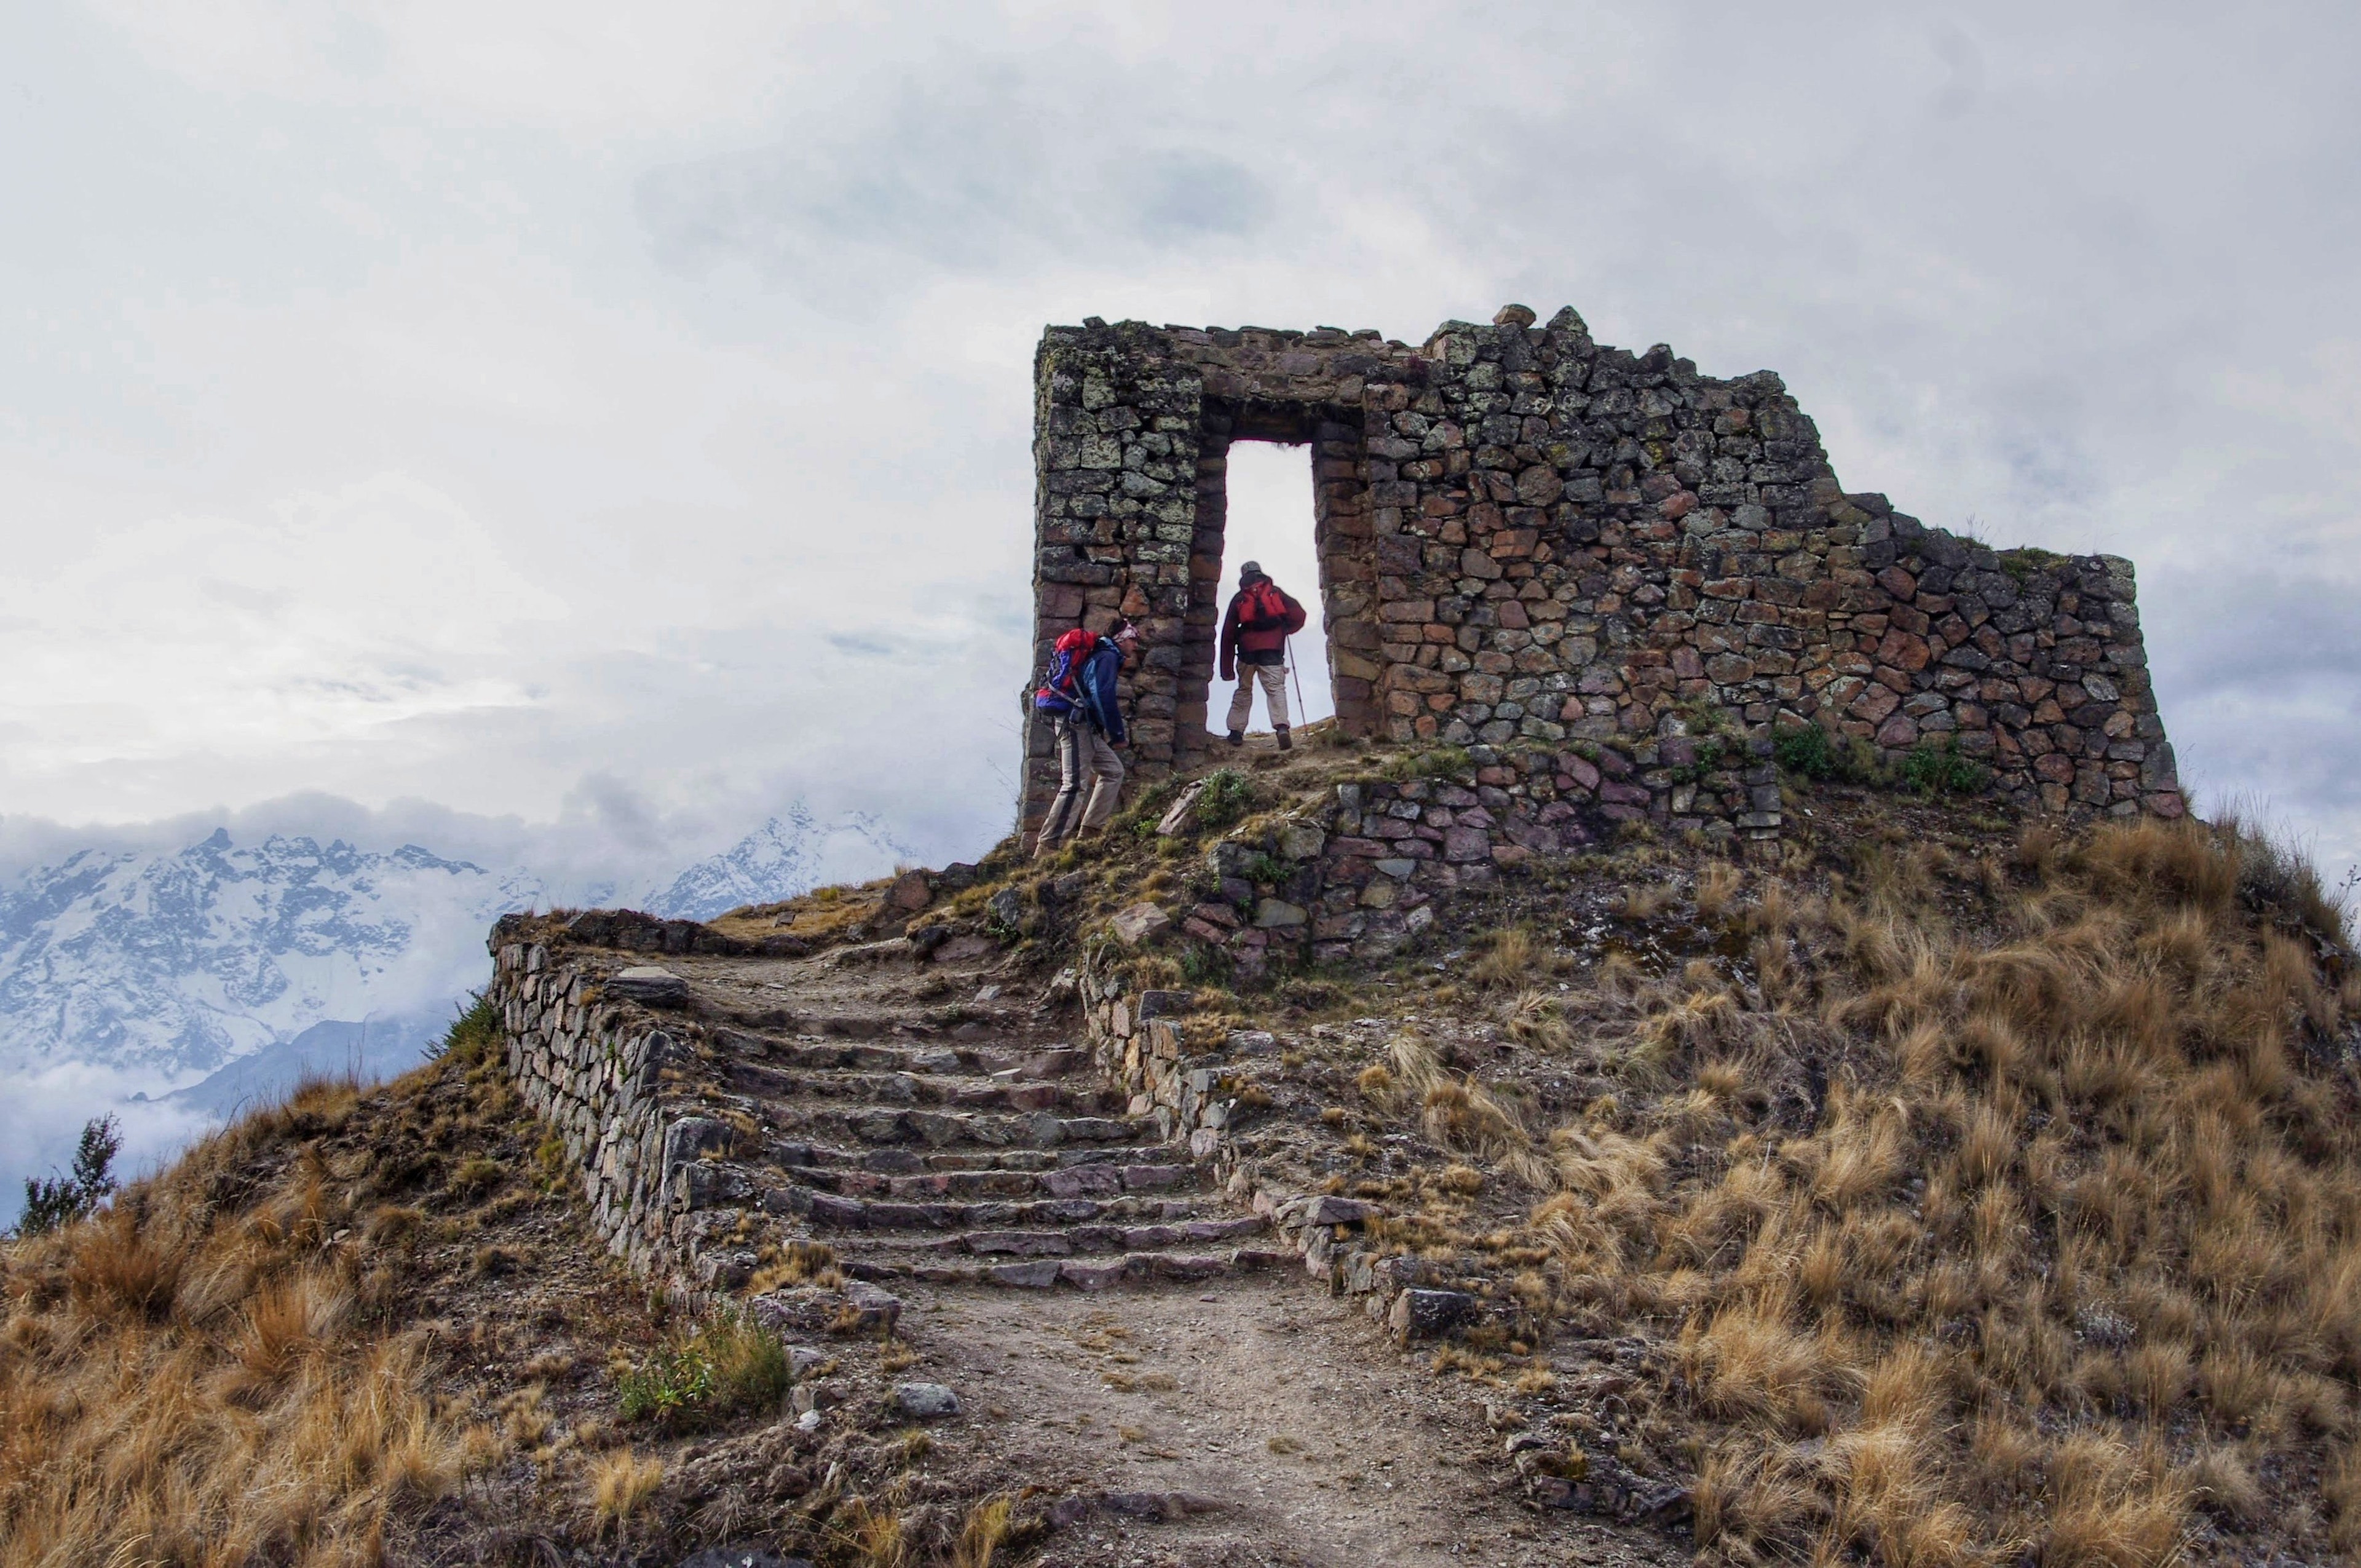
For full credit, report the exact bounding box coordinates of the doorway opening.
[1212,441,1334,742]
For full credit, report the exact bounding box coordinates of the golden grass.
[1470,926,1545,990]
[1495,815,2361,1564]
[948,1492,1015,1568]
[1695,861,1743,924]
[832,1494,908,1567]
[0,1079,491,1566]
[590,1447,665,1534]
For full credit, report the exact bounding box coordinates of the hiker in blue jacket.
[1032,617,1139,857]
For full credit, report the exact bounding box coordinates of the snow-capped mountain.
[645,807,915,921]
[0,807,913,1085]
[0,831,545,1080]
[0,805,914,1225]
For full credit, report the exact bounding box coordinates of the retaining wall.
[1074,946,1482,1341]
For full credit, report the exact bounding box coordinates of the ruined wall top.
[1022,304,2183,839]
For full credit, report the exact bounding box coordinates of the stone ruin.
[1021,304,2183,842]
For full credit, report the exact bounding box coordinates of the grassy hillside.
[888,737,2361,1564]
[1495,812,2361,1564]
[6,728,2356,1567]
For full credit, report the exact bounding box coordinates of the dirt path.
[883,1275,1680,1568]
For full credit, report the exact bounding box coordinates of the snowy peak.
[0,833,544,1079]
[0,802,917,1080]
[646,809,917,921]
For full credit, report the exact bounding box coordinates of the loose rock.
[893,1382,961,1419]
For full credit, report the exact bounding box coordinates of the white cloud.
[0,0,2351,892]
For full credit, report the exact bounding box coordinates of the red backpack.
[1033,628,1102,712]
[1239,579,1292,632]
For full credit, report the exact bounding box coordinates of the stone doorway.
[1022,321,1392,831]
[1176,399,1375,774]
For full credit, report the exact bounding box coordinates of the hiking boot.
[1275,726,1292,752]
[1227,729,1244,747]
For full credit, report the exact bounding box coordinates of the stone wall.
[1024,307,2183,838]
[489,916,751,1288]
[1109,768,1617,987]
[1074,945,1491,1347]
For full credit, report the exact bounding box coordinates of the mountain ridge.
[0,805,917,1225]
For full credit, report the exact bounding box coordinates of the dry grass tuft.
[590,1447,665,1534]
[1695,861,1743,924]
[1471,926,1546,990]
[1614,882,1678,922]
[833,1494,909,1567]
[949,1492,1015,1568]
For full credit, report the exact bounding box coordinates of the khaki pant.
[1035,716,1124,853]
[1226,661,1290,734]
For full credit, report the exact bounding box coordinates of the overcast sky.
[2,0,2356,887]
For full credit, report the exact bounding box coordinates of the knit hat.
[1238,561,1264,581]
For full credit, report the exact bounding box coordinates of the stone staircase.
[491,915,1279,1299]
[699,1015,1275,1291]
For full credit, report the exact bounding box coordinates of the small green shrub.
[1179,942,1232,985]
[703,1310,793,1416]
[618,1310,789,1430]
[1775,726,1883,786]
[448,1155,506,1200]
[15,1116,121,1237]
[1671,736,1729,785]
[1195,769,1253,831]
[619,1342,713,1424]
[433,991,502,1065]
[1996,545,2069,582]
[1121,776,1185,837]
[1385,746,1474,782]
[1897,737,1991,796]
[532,1133,569,1192]
[1774,724,1839,780]
[1674,699,1738,738]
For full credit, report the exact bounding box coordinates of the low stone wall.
[1074,948,1482,1342]
[1131,762,1686,984]
[491,926,677,1278]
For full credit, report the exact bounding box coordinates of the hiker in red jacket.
[1217,561,1309,750]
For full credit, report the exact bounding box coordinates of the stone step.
[769,1133,1190,1171]
[727,1010,1036,1046]
[784,1157,1205,1203]
[727,1067,1104,1114]
[843,1246,1280,1291]
[759,1106,1151,1149]
[779,1165,1221,1225]
[820,1210,1265,1257]
[716,1029,1087,1080]
[770,1140,1188,1176]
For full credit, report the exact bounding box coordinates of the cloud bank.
[0,0,2352,890]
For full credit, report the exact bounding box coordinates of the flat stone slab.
[609,966,690,1005]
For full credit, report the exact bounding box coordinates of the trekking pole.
[1287,636,1308,727]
